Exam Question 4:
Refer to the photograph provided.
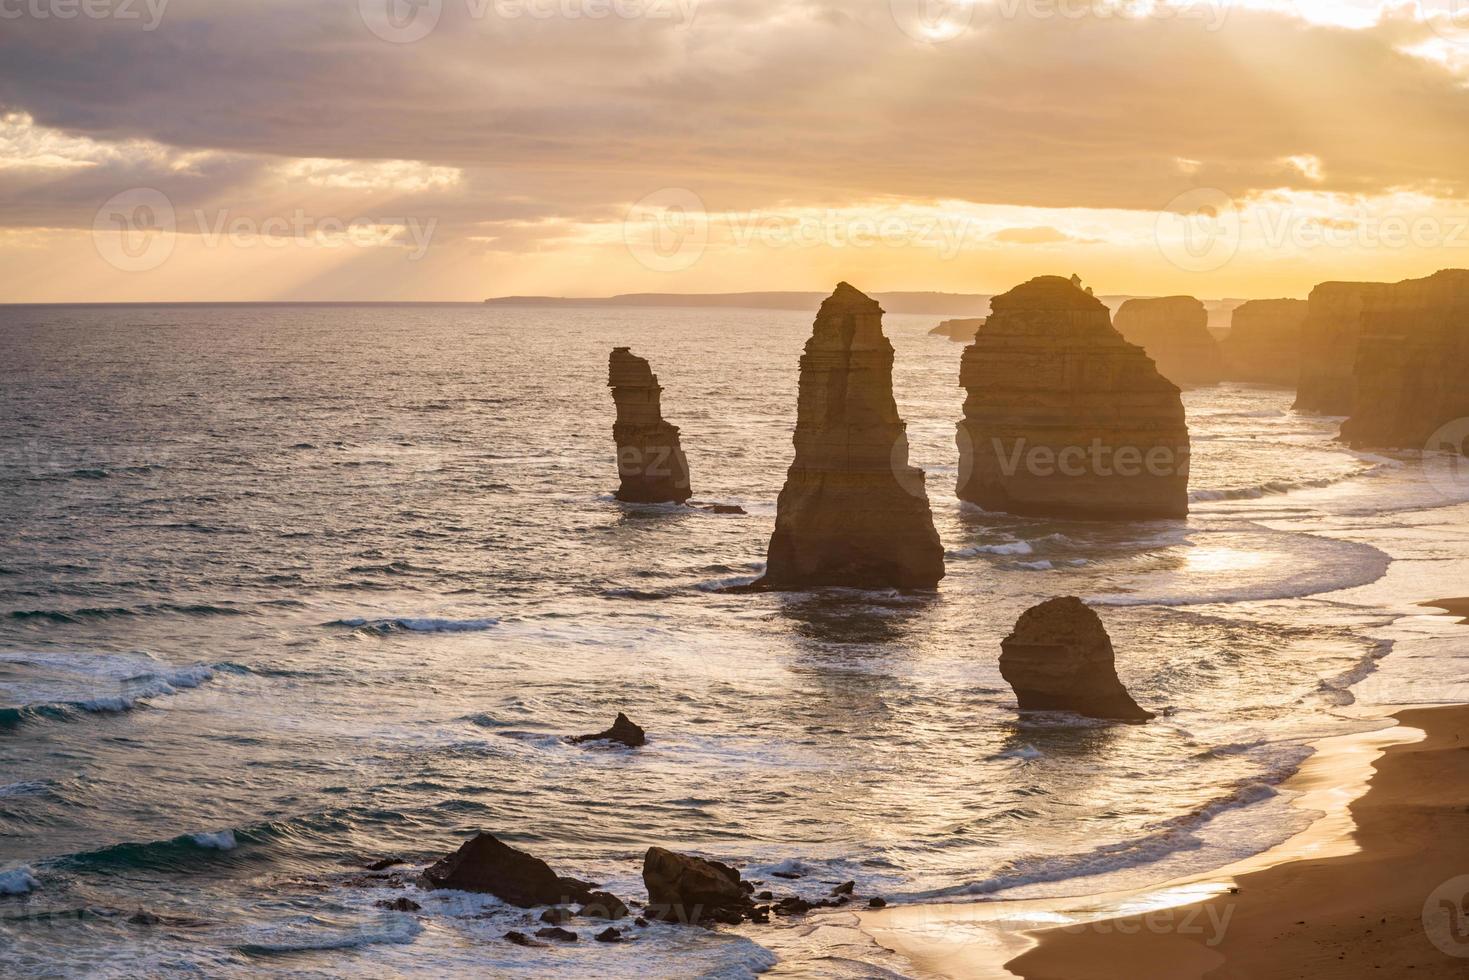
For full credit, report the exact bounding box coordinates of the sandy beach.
[855,599,1469,979]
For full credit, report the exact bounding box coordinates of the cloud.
[991,225,1101,245]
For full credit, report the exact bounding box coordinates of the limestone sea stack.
[1220,299,1309,387]
[1339,269,1469,450]
[756,283,944,590]
[999,597,1154,722]
[929,317,987,342]
[1293,281,1391,415]
[608,347,692,503]
[1112,296,1223,387]
[956,276,1190,520]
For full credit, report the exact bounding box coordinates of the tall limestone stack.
[1293,281,1392,415]
[956,276,1190,520]
[1339,269,1469,450]
[1220,298,1309,387]
[1000,597,1154,723]
[1112,296,1223,387]
[756,283,944,590]
[607,347,692,503]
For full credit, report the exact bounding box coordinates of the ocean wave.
[0,867,39,896]
[328,617,500,635]
[0,652,222,729]
[950,540,1034,558]
[234,916,423,955]
[8,603,247,624]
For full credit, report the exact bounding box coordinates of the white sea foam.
[190,830,238,851]
[950,540,1034,558]
[0,866,39,895]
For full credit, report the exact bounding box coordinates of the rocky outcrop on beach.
[756,283,944,590]
[642,847,752,924]
[570,712,646,747]
[1339,269,1469,450]
[955,276,1190,520]
[1293,281,1392,415]
[929,317,986,342]
[1113,296,1223,387]
[608,347,692,503]
[423,833,571,906]
[1221,299,1309,387]
[999,597,1154,722]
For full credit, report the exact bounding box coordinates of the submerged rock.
[421,833,566,907]
[956,276,1189,520]
[1113,296,1223,387]
[1221,299,1310,387]
[1293,281,1392,415]
[577,891,630,920]
[608,347,692,503]
[999,597,1154,722]
[375,897,422,912]
[642,846,750,924]
[756,283,945,590]
[569,712,646,748]
[929,317,986,342]
[536,926,578,942]
[1339,269,1469,450]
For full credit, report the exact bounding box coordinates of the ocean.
[2,303,1469,978]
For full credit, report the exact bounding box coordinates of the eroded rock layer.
[956,276,1189,520]
[1221,298,1309,387]
[1113,296,1223,387]
[757,283,944,589]
[608,347,692,503]
[999,596,1154,722]
[1339,269,1469,450]
[1293,281,1392,415]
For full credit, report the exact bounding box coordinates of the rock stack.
[929,318,987,342]
[999,597,1154,722]
[756,283,944,590]
[1220,299,1309,387]
[1112,296,1223,387]
[1293,281,1392,415]
[956,276,1190,520]
[608,347,692,503]
[1339,269,1469,450]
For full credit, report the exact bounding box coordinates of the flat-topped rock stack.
[956,276,1190,520]
[608,347,692,503]
[929,318,987,342]
[1293,281,1392,415]
[756,283,944,590]
[1221,299,1309,387]
[1339,269,1469,451]
[1113,296,1223,387]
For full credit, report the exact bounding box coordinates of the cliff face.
[956,276,1190,520]
[1112,296,1223,387]
[757,283,945,590]
[1339,269,1469,450]
[608,347,692,503]
[1293,281,1392,415]
[929,318,986,342]
[1221,299,1310,387]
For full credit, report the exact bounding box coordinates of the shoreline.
[853,597,1469,978]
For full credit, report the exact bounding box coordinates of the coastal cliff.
[929,318,986,342]
[608,347,692,503]
[756,283,944,589]
[1221,298,1309,387]
[956,276,1189,520]
[1113,295,1223,387]
[1339,269,1469,451]
[1293,281,1392,415]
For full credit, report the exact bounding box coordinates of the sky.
[3,0,1469,301]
